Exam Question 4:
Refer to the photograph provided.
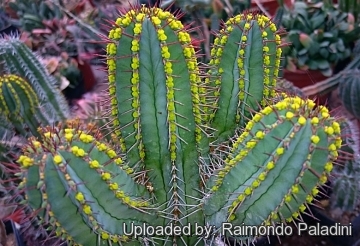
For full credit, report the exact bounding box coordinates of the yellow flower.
[109,183,118,190]
[244,187,252,195]
[255,131,264,139]
[311,117,319,125]
[102,172,111,181]
[101,232,110,240]
[75,192,85,202]
[65,133,73,141]
[285,111,294,120]
[325,162,333,172]
[32,141,41,148]
[311,135,320,144]
[53,155,62,165]
[83,205,92,215]
[89,160,100,169]
[276,148,284,155]
[266,161,274,170]
[291,185,299,194]
[298,116,306,125]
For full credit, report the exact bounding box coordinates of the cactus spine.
[0,37,70,123]
[14,6,343,246]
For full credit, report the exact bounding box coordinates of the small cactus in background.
[339,70,360,119]
[12,6,343,246]
[0,74,50,138]
[0,37,70,123]
[0,74,48,163]
[331,157,360,212]
[331,119,360,211]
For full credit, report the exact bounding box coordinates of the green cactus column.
[203,13,282,143]
[204,97,342,242]
[106,6,204,244]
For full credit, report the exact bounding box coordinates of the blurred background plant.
[337,0,360,23]
[281,1,360,77]
[331,118,360,211]
[1,0,98,101]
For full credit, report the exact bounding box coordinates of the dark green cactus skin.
[339,70,360,119]
[0,37,70,123]
[15,6,343,246]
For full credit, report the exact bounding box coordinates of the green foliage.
[0,9,10,31]
[282,1,360,76]
[7,0,63,31]
[337,0,360,23]
[161,0,211,12]
[14,6,343,246]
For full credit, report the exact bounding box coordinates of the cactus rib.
[11,6,344,246]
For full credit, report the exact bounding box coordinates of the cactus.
[0,36,70,123]
[0,74,52,138]
[339,69,360,119]
[13,7,343,246]
[204,13,282,142]
[331,156,360,212]
[331,119,360,211]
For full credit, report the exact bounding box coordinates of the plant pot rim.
[283,68,331,75]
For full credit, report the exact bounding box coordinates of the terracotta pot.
[251,0,293,16]
[282,69,331,105]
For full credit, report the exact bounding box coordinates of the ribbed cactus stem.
[339,70,360,119]
[0,37,70,123]
[106,7,204,241]
[204,97,341,241]
[0,74,50,138]
[18,122,154,245]
[12,6,344,246]
[204,13,282,143]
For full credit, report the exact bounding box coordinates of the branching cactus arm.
[203,13,282,143]
[13,6,343,246]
